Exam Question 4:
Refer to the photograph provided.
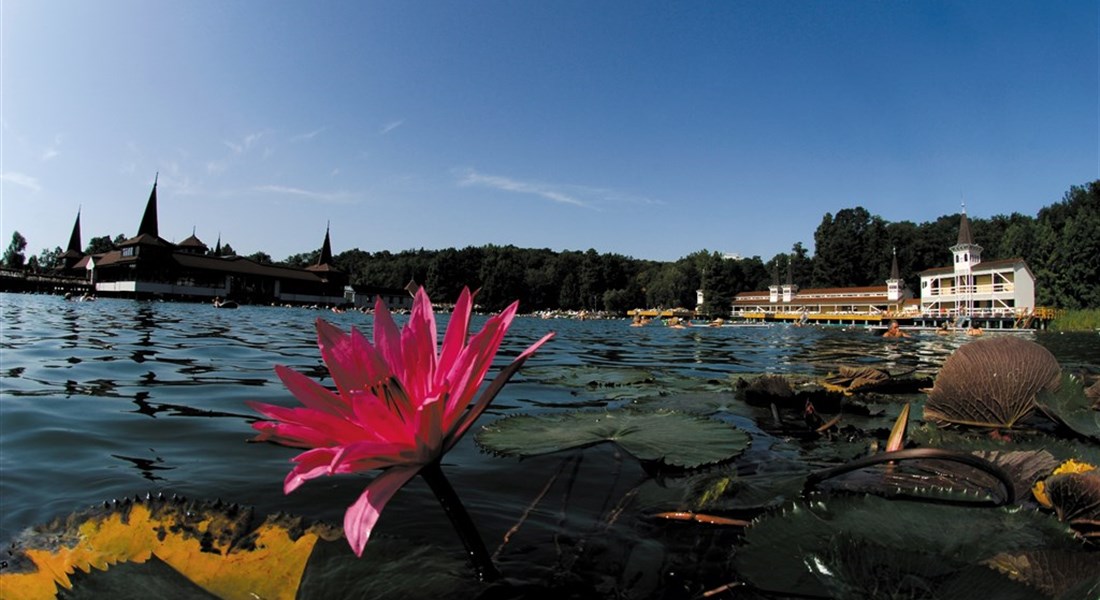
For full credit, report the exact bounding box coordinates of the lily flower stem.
[420,461,502,582]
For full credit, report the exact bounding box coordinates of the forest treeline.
[287,181,1100,313]
[7,181,1098,313]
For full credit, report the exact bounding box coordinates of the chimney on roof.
[137,174,159,238]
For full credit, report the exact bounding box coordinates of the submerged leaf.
[924,337,1062,429]
[805,447,1019,505]
[476,408,750,469]
[734,495,1083,598]
[821,366,890,394]
[1037,374,1100,442]
[985,550,1100,599]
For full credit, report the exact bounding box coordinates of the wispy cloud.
[1,172,43,192]
[380,120,405,135]
[292,127,326,142]
[41,135,62,161]
[456,169,595,209]
[224,131,266,154]
[253,184,359,204]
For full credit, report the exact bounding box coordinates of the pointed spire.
[957,203,973,246]
[316,222,333,266]
[785,256,793,286]
[66,209,82,254]
[137,173,159,237]
[771,261,780,286]
[214,233,222,256]
[890,247,900,281]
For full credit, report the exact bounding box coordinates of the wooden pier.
[738,308,1056,330]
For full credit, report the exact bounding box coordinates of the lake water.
[2,292,1097,597]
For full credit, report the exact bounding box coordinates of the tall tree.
[811,207,886,287]
[3,231,27,268]
[37,246,64,271]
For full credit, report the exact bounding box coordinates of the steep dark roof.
[316,226,333,266]
[62,210,83,258]
[956,211,973,246]
[889,249,900,280]
[137,176,159,238]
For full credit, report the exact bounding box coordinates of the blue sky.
[2,1,1096,263]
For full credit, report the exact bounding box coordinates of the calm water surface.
[2,293,1097,594]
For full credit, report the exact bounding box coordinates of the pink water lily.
[249,288,552,559]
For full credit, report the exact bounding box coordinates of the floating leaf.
[734,495,1083,598]
[912,423,1100,467]
[0,496,334,600]
[1040,469,1100,539]
[985,550,1100,599]
[296,537,478,600]
[627,391,743,417]
[682,463,810,513]
[924,337,1062,429]
[1037,374,1100,442]
[476,409,750,469]
[805,447,1019,505]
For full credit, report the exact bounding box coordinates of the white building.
[917,210,1035,318]
[731,252,916,319]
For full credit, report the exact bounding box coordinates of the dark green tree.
[3,231,27,268]
[37,246,64,271]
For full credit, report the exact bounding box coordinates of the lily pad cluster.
[475,408,751,470]
[480,338,1100,598]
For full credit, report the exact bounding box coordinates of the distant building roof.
[178,233,207,250]
[918,257,1028,276]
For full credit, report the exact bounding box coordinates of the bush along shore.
[1050,309,1100,332]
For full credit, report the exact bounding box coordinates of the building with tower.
[730,250,916,322]
[916,208,1035,319]
[70,177,357,306]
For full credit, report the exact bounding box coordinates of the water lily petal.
[344,466,420,556]
[274,365,353,418]
[329,439,419,474]
[316,319,385,397]
[441,302,521,428]
[444,331,554,452]
[436,288,473,387]
[347,389,418,443]
[372,297,404,372]
[247,401,364,446]
[284,447,339,493]
[400,288,438,402]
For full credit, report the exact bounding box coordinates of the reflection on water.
[1,293,1097,590]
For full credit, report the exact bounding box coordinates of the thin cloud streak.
[380,120,405,135]
[291,127,326,142]
[1,172,43,192]
[224,131,266,154]
[253,184,359,204]
[457,169,592,209]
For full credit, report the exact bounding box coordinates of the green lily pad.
[1037,374,1100,442]
[911,424,1100,467]
[734,495,1083,598]
[985,550,1100,599]
[298,537,479,600]
[476,408,750,469]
